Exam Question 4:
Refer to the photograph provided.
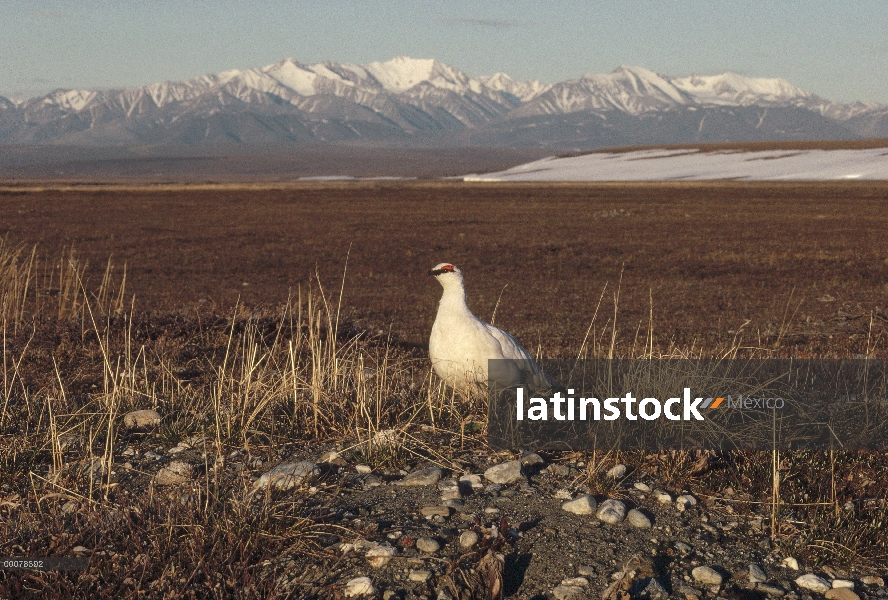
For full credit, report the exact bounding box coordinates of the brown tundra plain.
[0,181,887,599]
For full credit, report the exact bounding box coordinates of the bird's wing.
[483,323,556,391]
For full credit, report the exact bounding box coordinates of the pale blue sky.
[2,0,886,103]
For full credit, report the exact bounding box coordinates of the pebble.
[443,498,464,509]
[596,498,627,524]
[825,589,860,600]
[415,537,440,554]
[606,464,627,479]
[640,578,670,600]
[634,482,652,492]
[459,530,478,549]
[832,580,855,589]
[861,576,884,586]
[253,461,319,491]
[61,501,78,514]
[577,565,596,577]
[122,409,161,430]
[627,508,652,529]
[409,569,432,582]
[674,541,693,554]
[419,506,451,518]
[795,575,831,594]
[344,576,375,597]
[355,465,372,474]
[782,557,800,570]
[554,489,573,500]
[562,494,597,515]
[394,467,442,487]
[679,585,703,599]
[653,489,673,504]
[365,545,396,568]
[552,585,585,600]
[758,584,787,596]
[561,577,589,587]
[72,546,89,553]
[458,474,483,491]
[154,461,193,486]
[520,452,545,468]
[692,566,723,586]
[484,507,501,515]
[749,564,768,583]
[484,460,523,484]
[676,494,697,511]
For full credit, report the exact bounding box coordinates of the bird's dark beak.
[427,269,441,276]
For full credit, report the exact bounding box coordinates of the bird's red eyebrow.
[442,265,454,271]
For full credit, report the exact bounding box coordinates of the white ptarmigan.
[427,263,556,395]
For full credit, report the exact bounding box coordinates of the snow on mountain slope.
[672,73,812,105]
[475,73,551,102]
[466,147,888,181]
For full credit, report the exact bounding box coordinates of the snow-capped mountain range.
[1,56,886,148]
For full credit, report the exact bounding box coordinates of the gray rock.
[637,577,669,600]
[484,460,523,484]
[596,498,627,524]
[344,576,375,597]
[552,585,585,600]
[459,530,478,549]
[607,464,627,478]
[394,466,442,487]
[560,577,588,587]
[253,461,319,491]
[627,508,652,529]
[750,564,768,583]
[122,409,161,430]
[458,474,483,491]
[155,461,193,486]
[578,565,596,577]
[758,584,787,596]
[562,494,597,515]
[692,566,724,586]
[416,537,440,554]
[674,541,693,554]
[61,501,78,514]
[825,589,860,600]
[520,452,545,468]
[795,574,831,594]
[678,585,703,600]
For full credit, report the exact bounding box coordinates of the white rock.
[653,489,673,503]
[832,580,855,589]
[459,530,479,549]
[72,546,89,553]
[484,460,523,484]
[782,557,800,570]
[355,465,372,474]
[596,498,627,524]
[692,566,723,586]
[122,409,161,429]
[606,464,627,479]
[394,466,442,487]
[627,508,652,529]
[676,494,697,511]
[795,574,831,594]
[416,537,440,554]
[634,482,652,492]
[366,545,396,568]
[561,577,589,587]
[562,494,597,515]
[253,461,319,492]
[409,569,432,582]
[554,489,573,500]
[344,576,375,597]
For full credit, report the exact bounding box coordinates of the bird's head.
[427,262,463,287]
